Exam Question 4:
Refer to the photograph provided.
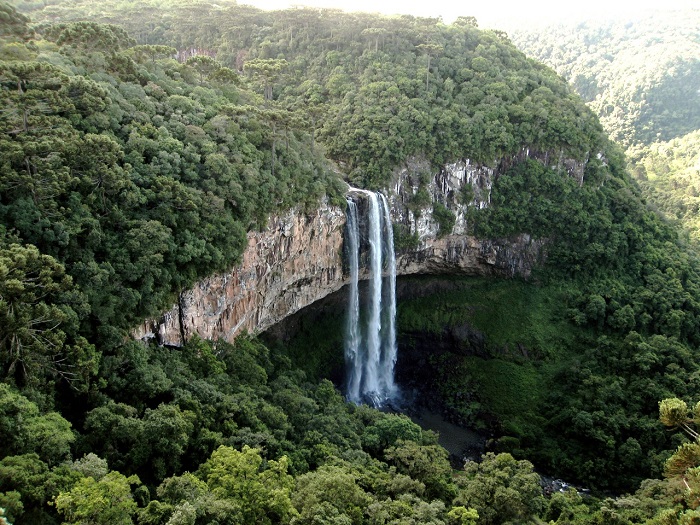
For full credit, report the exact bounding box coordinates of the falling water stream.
[345,198,362,402]
[344,190,398,407]
[379,193,397,399]
[341,193,484,457]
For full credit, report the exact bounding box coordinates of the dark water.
[409,407,485,463]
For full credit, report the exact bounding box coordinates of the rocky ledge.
[134,152,568,346]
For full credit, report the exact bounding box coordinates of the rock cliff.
[135,153,564,346]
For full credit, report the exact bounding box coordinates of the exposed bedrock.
[134,151,578,346]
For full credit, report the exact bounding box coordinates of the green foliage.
[53,470,141,525]
[384,440,455,500]
[185,55,221,84]
[513,12,700,289]
[454,452,545,525]
[0,2,32,42]
[0,453,81,525]
[38,21,135,54]
[567,402,700,525]
[81,401,195,483]
[2,3,700,522]
[0,384,74,465]
[398,277,573,353]
[447,506,479,525]
[513,10,700,146]
[432,202,456,238]
[128,44,176,64]
[66,454,109,481]
[627,131,700,247]
[392,223,420,251]
[198,445,296,524]
[361,414,424,456]
[396,267,700,491]
[263,307,346,382]
[0,244,96,391]
[244,58,288,101]
[18,0,602,189]
[0,13,341,359]
[292,464,371,524]
[659,398,690,429]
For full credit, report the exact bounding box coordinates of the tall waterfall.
[345,199,362,402]
[344,191,398,406]
[379,193,397,399]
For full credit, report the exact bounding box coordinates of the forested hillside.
[511,9,700,146]
[3,1,700,523]
[512,9,700,249]
[627,132,700,244]
[14,0,605,187]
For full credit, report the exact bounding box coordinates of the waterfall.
[364,192,383,402]
[344,190,398,407]
[379,193,397,399]
[345,198,362,403]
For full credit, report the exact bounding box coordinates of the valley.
[1,1,699,523]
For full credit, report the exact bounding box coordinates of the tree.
[453,16,478,28]
[142,471,242,524]
[0,61,68,134]
[366,494,448,525]
[454,453,544,525]
[129,45,176,64]
[209,66,241,86]
[659,397,700,512]
[67,454,109,481]
[0,453,80,524]
[361,27,388,52]
[659,398,699,437]
[416,43,443,91]
[140,403,195,480]
[225,103,300,177]
[0,2,32,41]
[198,445,296,524]
[0,384,74,464]
[361,413,423,455]
[38,22,135,54]
[447,506,479,525]
[185,55,221,84]
[0,244,96,390]
[292,464,372,524]
[384,440,454,500]
[243,58,288,102]
[53,471,141,525]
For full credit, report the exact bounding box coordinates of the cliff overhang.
[134,152,576,346]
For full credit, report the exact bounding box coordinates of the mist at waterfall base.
[344,192,401,408]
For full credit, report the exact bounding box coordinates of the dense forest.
[3,0,700,524]
[511,9,700,146]
[512,9,700,248]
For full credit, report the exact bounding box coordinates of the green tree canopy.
[454,453,544,525]
[54,471,141,525]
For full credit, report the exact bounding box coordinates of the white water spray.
[344,190,398,407]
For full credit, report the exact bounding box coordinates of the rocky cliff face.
[135,153,564,346]
[389,155,547,277]
[134,201,346,346]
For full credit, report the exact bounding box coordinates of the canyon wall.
[135,152,570,346]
